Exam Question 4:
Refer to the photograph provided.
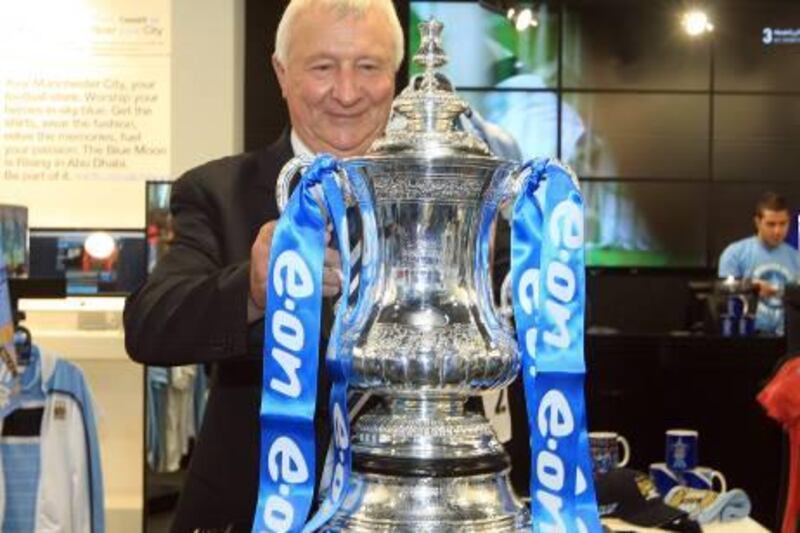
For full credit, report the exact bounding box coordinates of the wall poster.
[0,0,171,228]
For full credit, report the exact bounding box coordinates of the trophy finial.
[369,17,492,157]
[414,18,447,73]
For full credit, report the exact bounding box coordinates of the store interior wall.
[172,0,245,176]
[1,0,244,531]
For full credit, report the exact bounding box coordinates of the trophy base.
[321,469,530,532]
[321,399,530,532]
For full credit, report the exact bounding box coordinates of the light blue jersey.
[718,236,800,335]
[0,346,105,533]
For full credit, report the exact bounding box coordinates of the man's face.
[273,6,396,157]
[755,208,790,248]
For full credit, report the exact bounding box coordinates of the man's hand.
[323,231,343,298]
[249,222,343,311]
[753,279,779,298]
[250,221,279,310]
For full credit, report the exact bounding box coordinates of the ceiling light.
[682,9,714,36]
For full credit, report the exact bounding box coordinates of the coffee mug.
[589,431,630,475]
[683,466,727,493]
[666,429,699,472]
[649,462,681,495]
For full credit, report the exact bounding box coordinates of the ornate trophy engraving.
[273,19,534,531]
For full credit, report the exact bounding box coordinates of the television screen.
[29,229,146,295]
[0,205,28,277]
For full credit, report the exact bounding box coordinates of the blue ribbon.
[252,155,353,533]
[511,159,601,532]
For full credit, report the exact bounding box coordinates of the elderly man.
[123,1,403,530]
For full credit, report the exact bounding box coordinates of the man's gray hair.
[274,0,405,70]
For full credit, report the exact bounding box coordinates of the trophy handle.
[277,155,359,214]
[340,164,380,337]
[276,155,314,213]
[474,163,527,350]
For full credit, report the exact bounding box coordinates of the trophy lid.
[368,18,493,158]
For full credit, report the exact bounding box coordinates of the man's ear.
[272,54,288,98]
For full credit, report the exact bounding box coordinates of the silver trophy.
[277,19,534,531]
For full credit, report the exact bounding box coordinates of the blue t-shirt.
[718,236,800,335]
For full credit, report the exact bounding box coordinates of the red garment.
[758,357,800,533]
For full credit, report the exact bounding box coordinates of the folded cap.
[596,468,689,528]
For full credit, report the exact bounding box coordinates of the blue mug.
[720,293,755,337]
[649,462,681,496]
[665,429,699,473]
[683,466,727,493]
[589,431,630,475]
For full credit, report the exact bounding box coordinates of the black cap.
[596,468,688,528]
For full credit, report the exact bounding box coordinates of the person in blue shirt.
[718,191,800,335]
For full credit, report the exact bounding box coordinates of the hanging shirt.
[719,236,800,335]
[0,346,104,533]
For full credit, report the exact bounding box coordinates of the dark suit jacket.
[124,134,332,532]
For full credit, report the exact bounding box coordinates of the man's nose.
[332,69,360,106]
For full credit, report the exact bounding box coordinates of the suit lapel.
[242,132,294,241]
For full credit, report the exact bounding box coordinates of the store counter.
[501,333,786,529]
[586,333,787,530]
[603,517,770,532]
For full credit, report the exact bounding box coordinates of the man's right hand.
[250,220,279,311]
[753,279,780,298]
[249,220,344,311]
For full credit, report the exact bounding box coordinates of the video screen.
[146,181,173,272]
[713,94,800,182]
[714,1,800,92]
[410,1,799,269]
[0,205,28,277]
[460,89,559,161]
[584,181,708,267]
[409,2,559,89]
[561,92,709,180]
[29,229,146,295]
[561,0,711,91]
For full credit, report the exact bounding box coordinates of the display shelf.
[25,330,128,361]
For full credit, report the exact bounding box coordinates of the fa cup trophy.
[254,19,599,533]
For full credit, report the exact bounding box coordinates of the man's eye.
[312,64,333,72]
